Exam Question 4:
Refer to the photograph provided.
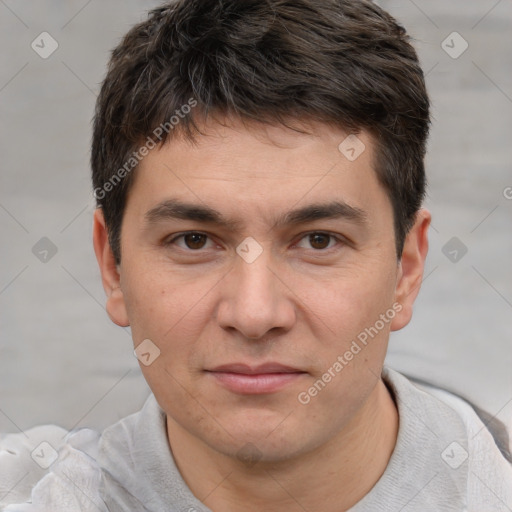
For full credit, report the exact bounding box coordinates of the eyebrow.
[144,198,367,230]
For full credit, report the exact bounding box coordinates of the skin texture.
[93,117,430,512]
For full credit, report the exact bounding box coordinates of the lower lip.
[209,372,305,394]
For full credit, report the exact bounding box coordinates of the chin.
[206,421,316,465]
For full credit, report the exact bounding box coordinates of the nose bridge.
[234,242,277,308]
[217,240,294,339]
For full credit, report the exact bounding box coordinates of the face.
[94,117,428,462]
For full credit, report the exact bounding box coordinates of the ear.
[92,208,130,327]
[390,208,431,332]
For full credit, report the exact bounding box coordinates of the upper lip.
[207,363,304,374]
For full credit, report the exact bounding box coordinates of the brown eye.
[308,233,331,249]
[164,231,215,252]
[183,233,208,249]
[295,232,341,252]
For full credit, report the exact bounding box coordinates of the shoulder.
[414,380,512,510]
[384,368,512,510]
[0,396,156,511]
[0,425,104,511]
[0,424,68,508]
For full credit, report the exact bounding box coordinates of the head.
[92,0,431,462]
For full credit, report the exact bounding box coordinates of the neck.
[167,378,398,512]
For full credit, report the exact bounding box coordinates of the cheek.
[299,264,397,342]
[122,263,224,390]
[294,285,393,433]
[123,262,206,338]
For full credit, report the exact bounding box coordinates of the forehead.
[125,117,390,226]
[162,117,373,175]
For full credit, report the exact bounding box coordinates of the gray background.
[0,0,511,444]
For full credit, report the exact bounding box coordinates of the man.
[1,0,511,510]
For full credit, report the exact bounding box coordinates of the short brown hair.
[91,0,430,264]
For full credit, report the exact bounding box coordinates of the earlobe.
[92,208,130,327]
[390,208,431,332]
[106,286,130,327]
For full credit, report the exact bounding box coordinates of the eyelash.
[164,231,345,253]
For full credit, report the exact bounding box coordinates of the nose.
[215,247,296,340]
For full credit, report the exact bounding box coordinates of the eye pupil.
[184,233,207,249]
[310,233,330,249]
